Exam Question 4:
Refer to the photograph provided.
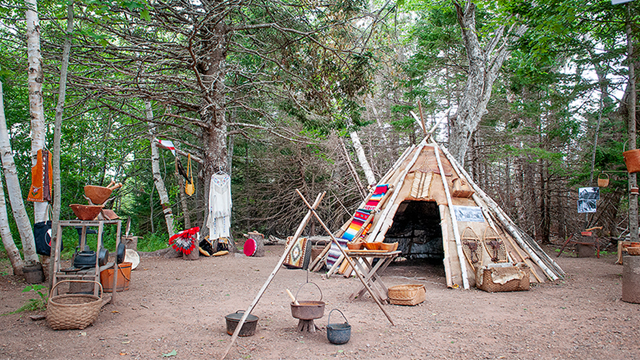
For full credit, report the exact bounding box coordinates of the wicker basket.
[388,284,426,306]
[475,264,530,293]
[47,280,103,330]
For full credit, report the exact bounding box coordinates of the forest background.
[0,0,638,275]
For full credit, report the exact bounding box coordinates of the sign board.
[578,200,597,213]
[579,187,600,200]
[453,206,485,222]
[612,0,634,4]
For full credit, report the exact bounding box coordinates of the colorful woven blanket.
[342,209,372,241]
[364,184,389,210]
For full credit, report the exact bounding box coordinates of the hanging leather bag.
[185,154,195,196]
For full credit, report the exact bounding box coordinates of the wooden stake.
[295,189,395,326]
[220,192,325,360]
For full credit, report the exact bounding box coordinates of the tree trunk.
[0,81,38,264]
[449,1,526,165]
[0,85,24,275]
[349,131,376,186]
[199,18,229,231]
[49,2,74,287]
[146,101,175,237]
[25,0,48,223]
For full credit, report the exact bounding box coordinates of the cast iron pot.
[225,310,258,337]
[73,247,109,269]
[290,282,325,320]
[327,309,351,345]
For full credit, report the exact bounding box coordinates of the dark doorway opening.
[385,201,444,260]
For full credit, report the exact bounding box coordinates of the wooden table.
[52,220,122,304]
[347,250,400,303]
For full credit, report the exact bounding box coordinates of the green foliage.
[137,232,170,253]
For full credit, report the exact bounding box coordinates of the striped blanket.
[341,209,372,241]
[364,184,389,210]
[326,238,349,268]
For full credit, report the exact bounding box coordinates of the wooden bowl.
[363,242,382,251]
[627,247,640,256]
[347,242,363,250]
[84,185,112,205]
[380,242,398,252]
[70,204,104,220]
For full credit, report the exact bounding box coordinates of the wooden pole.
[433,144,470,289]
[220,192,325,360]
[295,189,395,326]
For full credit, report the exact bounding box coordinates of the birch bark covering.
[0,170,23,275]
[449,1,526,165]
[147,102,175,237]
[0,81,38,263]
[349,131,376,185]
[0,86,24,275]
[25,0,48,223]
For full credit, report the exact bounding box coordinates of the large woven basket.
[47,280,103,330]
[388,284,426,306]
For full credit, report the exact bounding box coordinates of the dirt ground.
[1,244,640,360]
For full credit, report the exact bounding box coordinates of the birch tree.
[25,0,48,223]
[349,131,376,185]
[0,80,38,264]
[0,82,24,274]
[146,101,175,237]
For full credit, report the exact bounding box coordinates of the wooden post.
[220,192,325,360]
[433,144,470,289]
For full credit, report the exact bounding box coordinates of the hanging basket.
[597,173,610,187]
[623,141,640,174]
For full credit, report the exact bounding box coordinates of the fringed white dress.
[206,172,232,239]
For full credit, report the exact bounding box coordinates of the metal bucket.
[225,310,259,337]
[327,309,351,345]
[290,282,325,320]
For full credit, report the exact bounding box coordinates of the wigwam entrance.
[384,200,444,260]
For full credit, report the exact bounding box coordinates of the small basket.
[388,284,426,306]
[597,173,610,187]
[46,280,103,330]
